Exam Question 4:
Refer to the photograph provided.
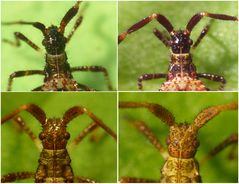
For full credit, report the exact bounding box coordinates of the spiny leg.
[1,172,35,183]
[12,116,42,150]
[191,102,237,132]
[68,122,99,150]
[200,133,238,164]
[138,73,167,90]
[192,22,211,49]
[120,177,160,183]
[197,73,226,91]
[63,106,116,140]
[186,12,238,33]
[119,102,175,126]
[126,119,168,159]
[7,70,44,91]
[2,32,42,53]
[58,1,82,33]
[71,66,113,90]
[153,28,170,47]
[118,13,174,44]
[74,176,96,183]
[66,16,83,43]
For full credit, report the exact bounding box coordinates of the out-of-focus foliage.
[1,92,117,182]
[119,92,238,182]
[2,1,116,91]
[118,1,238,91]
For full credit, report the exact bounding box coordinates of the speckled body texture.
[160,76,207,91]
[161,156,201,183]
[36,149,73,183]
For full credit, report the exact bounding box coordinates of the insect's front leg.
[1,172,35,183]
[2,31,43,53]
[7,70,44,91]
[138,73,167,90]
[120,177,160,183]
[197,73,226,90]
[71,66,113,90]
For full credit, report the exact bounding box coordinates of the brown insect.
[1,104,117,183]
[119,102,238,182]
[2,1,112,91]
[118,12,238,91]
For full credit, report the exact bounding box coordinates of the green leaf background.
[118,1,238,91]
[119,92,238,182]
[1,92,117,182]
[1,1,116,91]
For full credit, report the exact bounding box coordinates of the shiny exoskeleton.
[3,1,112,91]
[119,102,238,182]
[1,104,116,183]
[118,12,238,91]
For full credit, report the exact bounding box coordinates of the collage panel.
[1,92,117,182]
[1,1,116,91]
[119,92,238,182]
[118,1,238,91]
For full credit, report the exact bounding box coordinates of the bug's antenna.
[2,21,46,35]
[58,1,82,33]
[119,102,175,126]
[1,104,46,125]
[191,102,238,132]
[186,12,238,34]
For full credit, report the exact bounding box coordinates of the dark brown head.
[166,123,199,158]
[42,26,67,55]
[169,30,193,54]
[39,118,70,150]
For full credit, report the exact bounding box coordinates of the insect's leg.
[191,102,237,131]
[192,23,211,49]
[197,73,226,91]
[153,28,170,47]
[11,116,42,150]
[68,122,98,150]
[1,172,35,183]
[1,104,46,125]
[186,12,238,33]
[63,106,116,140]
[77,83,96,91]
[71,66,113,90]
[7,70,44,91]
[66,16,83,43]
[126,119,168,159]
[58,1,82,33]
[118,13,174,44]
[74,176,96,183]
[2,32,43,53]
[138,73,167,90]
[119,102,175,127]
[120,177,160,183]
[200,133,238,165]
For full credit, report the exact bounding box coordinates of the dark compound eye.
[188,39,193,45]
[166,136,171,145]
[64,132,70,140]
[39,132,46,140]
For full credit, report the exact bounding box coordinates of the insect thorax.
[44,52,72,79]
[161,156,201,183]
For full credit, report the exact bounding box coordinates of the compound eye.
[64,132,70,140]
[39,132,46,140]
[188,39,193,45]
[42,39,46,46]
[166,136,171,145]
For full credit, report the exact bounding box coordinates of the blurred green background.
[118,1,238,91]
[1,1,116,91]
[119,92,238,182]
[1,92,117,182]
